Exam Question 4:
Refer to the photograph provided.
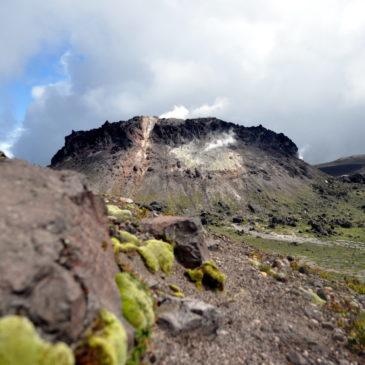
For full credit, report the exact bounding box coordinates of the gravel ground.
[141,233,364,365]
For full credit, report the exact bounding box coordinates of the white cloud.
[0,126,24,157]
[191,97,229,117]
[160,98,229,120]
[160,105,189,119]
[31,86,46,99]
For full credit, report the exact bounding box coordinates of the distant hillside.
[51,116,320,215]
[316,154,365,176]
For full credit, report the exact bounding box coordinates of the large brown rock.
[0,158,123,344]
[141,216,209,268]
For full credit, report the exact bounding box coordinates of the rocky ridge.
[51,116,317,214]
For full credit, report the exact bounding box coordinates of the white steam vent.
[204,131,236,152]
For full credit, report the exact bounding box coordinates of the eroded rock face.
[51,116,317,215]
[0,158,122,344]
[141,216,209,268]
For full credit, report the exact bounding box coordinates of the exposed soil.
[142,231,364,365]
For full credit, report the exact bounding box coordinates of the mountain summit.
[51,116,317,213]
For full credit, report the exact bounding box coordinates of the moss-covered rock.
[186,260,226,291]
[138,240,174,274]
[107,205,133,221]
[0,315,74,365]
[118,231,140,245]
[78,309,128,365]
[115,273,155,331]
[114,239,174,274]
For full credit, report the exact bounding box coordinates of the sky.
[1,0,365,165]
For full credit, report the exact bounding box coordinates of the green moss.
[0,315,74,365]
[138,240,174,274]
[118,231,140,245]
[186,260,226,291]
[348,311,365,352]
[258,263,273,275]
[107,205,132,221]
[115,273,155,331]
[115,239,174,274]
[346,278,365,295]
[81,309,128,365]
[125,329,150,365]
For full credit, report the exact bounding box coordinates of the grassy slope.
[209,225,365,279]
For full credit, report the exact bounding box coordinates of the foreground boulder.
[157,296,220,336]
[0,158,124,344]
[141,216,209,268]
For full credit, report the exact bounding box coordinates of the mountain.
[51,116,319,214]
[316,154,365,177]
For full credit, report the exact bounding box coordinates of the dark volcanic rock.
[269,216,297,228]
[340,173,365,184]
[0,158,123,344]
[50,116,320,214]
[151,118,298,156]
[141,216,209,268]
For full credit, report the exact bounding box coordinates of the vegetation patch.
[348,311,365,353]
[0,315,74,365]
[138,240,174,273]
[117,230,141,245]
[186,260,226,291]
[77,309,128,365]
[115,272,155,331]
[114,238,174,274]
[107,204,133,221]
[169,284,184,298]
[209,225,365,276]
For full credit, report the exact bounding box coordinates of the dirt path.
[232,224,365,251]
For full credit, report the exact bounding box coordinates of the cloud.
[160,105,189,119]
[0,126,24,157]
[0,0,364,165]
[160,97,229,119]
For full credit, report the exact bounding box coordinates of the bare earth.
[143,233,364,365]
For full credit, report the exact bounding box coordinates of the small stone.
[338,360,350,365]
[286,351,306,365]
[317,288,329,301]
[321,322,334,330]
[332,328,346,342]
[275,272,287,282]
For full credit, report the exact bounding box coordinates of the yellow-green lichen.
[300,288,326,306]
[118,231,140,245]
[114,239,174,274]
[82,309,128,365]
[115,272,155,331]
[138,240,174,274]
[186,261,226,291]
[107,205,132,221]
[169,284,184,298]
[0,315,74,365]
